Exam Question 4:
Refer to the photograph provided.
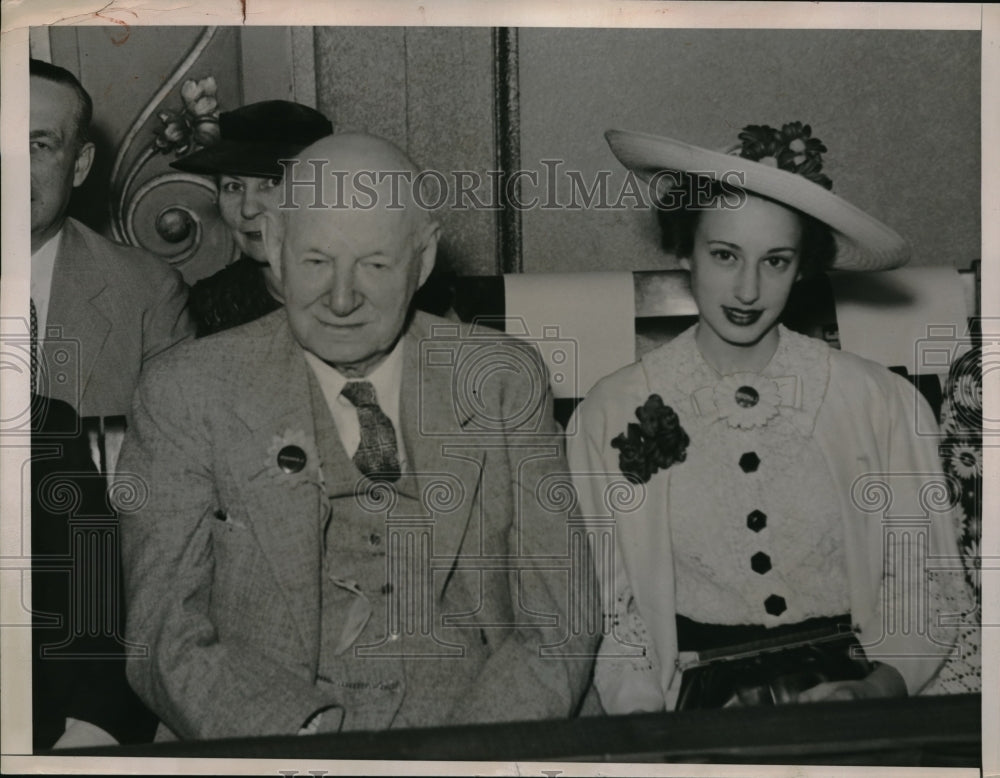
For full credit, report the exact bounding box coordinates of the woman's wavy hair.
[654,174,837,278]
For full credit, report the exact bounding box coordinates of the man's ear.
[72,142,95,188]
[260,210,286,281]
[416,220,439,288]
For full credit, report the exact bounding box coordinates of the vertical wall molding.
[28,27,53,62]
[291,27,318,108]
[492,27,522,275]
[240,27,298,104]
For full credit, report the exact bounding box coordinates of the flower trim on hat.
[729,122,833,191]
[611,394,690,484]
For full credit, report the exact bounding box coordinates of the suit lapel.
[223,313,488,648]
[42,221,112,406]
[225,316,325,655]
[397,315,484,598]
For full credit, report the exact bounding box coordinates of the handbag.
[675,618,872,709]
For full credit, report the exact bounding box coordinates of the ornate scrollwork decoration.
[108,27,237,272]
[124,173,214,264]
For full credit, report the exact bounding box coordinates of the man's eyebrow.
[30,129,62,140]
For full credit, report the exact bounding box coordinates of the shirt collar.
[303,337,406,422]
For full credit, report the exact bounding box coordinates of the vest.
[309,373,491,731]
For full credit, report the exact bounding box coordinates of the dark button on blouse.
[765,594,787,616]
[751,551,772,574]
[739,452,761,473]
[746,509,767,532]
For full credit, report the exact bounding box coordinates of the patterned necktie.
[341,381,401,482]
[29,298,38,395]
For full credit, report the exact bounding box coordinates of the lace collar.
[640,324,831,437]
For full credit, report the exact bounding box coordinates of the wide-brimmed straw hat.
[605,122,910,272]
[171,100,333,179]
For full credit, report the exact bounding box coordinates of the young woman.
[568,122,965,713]
[171,100,332,336]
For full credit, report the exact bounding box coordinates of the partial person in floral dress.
[170,100,333,337]
[567,122,970,714]
[924,342,982,695]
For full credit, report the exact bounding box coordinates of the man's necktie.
[340,381,401,482]
[30,298,38,395]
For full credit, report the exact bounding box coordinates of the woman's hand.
[796,663,907,703]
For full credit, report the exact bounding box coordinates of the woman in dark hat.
[567,122,969,714]
[171,100,332,337]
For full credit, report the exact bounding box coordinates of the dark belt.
[674,613,870,709]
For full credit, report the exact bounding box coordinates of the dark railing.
[51,693,980,767]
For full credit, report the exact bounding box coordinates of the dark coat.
[31,394,157,750]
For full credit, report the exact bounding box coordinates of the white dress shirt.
[31,228,63,342]
[303,338,408,472]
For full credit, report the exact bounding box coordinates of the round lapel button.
[277,445,307,473]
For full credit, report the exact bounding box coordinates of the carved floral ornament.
[108,27,233,271]
[153,77,221,156]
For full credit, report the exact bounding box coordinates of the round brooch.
[734,385,759,408]
[714,373,781,429]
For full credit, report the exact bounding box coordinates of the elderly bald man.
[116,133,599,741]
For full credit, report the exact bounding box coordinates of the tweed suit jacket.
[38,218,194,420]
[117,309,599,740]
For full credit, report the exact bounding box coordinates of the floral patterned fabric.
[923,346,982,695]
[940,347,983,593]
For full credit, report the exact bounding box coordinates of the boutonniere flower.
[714,373,781,430]
[263,428,323,488]
[611,394,689,484]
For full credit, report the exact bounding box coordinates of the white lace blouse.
[568,324,962,713]
[665,326,850,625]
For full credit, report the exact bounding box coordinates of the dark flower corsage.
[731,122,833,190]
[611,394,690,484]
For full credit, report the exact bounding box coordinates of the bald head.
[291,132,431,223]
[269,132,439,376]
[305,131,420,176]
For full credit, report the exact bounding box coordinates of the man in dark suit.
[28,58,191,749]
[29,59,193,423]
[30,394,157,749]
[117,133,599,740]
